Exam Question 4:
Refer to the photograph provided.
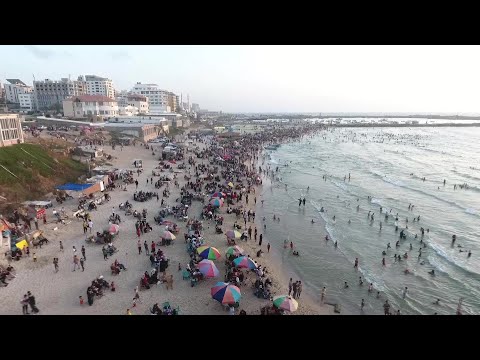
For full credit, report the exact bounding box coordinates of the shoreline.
[250,144,335,314]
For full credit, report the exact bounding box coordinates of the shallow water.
[258,127,480,315]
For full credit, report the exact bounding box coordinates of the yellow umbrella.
[15,239,29,250]
[228,182,234,188]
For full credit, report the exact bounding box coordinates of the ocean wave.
[370,198,383,206]
[465,208,478,215]
[428,242,480,277]
[451,169,480,182]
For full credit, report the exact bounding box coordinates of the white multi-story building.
[131,83,170,114]
[4,79,33,104]
[63,95,118,120]
[83,75,115,99]
[18,93,34,112]
[0,113,24,147]
[34,77,87,111]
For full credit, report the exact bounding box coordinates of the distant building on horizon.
[131,83,171,114]
[191,103,200,112]
[83,75,115,99]
[63,94,118,121]
[4,79,33,105]
[34,76,87,112]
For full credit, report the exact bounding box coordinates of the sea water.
[258,126,480,315]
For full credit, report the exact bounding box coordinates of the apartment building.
[33,77,86,111]
[63,95,118,120]
[131,83,170,114]
[4,79,33,104]
[0,114,24,147]
[83,75,115,99]
[18,93,34,112]
[167,92,179,112]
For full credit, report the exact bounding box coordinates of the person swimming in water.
[311,219,315,223]
[433,298,440,305]
[292,250,300,256]
[468,250,472,258]
[344,282,349,289]
[334,241,338,248]
[428,270,435,276]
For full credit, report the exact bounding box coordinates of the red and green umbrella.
[233,256,257,270]
[197,259,220,278]
[211,282,241,305]
[273,295,298,312]
[197,246,221,260]
[211,192,226,199]
[225,230,241,239]
[107,224,120,234]
[226,245,245,257]
[210,198,223,208]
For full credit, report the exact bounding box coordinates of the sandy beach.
[0,135,334,315]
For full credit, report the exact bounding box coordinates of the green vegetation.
[0,143,87,209]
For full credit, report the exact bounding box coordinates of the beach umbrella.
[211,282,242,305]
[197,246,221,260]
[233,256,258,270]
[107,224,120,234]
[273,295,298,312]
[210,198,223,208]
[197,259,220,278]
[211,192,226,199]
[160,220,177,227]
[162,230,176,240]
[226,245,245,257]
[227,182,234,188]
[225,230,242,239]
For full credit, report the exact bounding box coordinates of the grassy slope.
[0,143,87,209]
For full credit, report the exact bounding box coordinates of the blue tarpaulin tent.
[56,183,93,191]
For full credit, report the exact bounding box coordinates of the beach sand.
[0,138,334,315]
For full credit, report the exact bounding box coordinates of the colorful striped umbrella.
[233,256,258,269]
[162,230,176,240]
[197,259,220,278]
[211,282,242,305]
[273,295,298,312]
[197,246,221,260]
[211,192,226,199]
[226,245,245,257]
[210,198,223,207]
[225,230,242,239]
[107,224,120,234]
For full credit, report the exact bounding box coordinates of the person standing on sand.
[288,278,293,296]
[88,219,93,234]
[59,241,64,252]
[292,281,298,298]
[73,255,80,271]
[102,247,108,260]
[137,239,142,255]
[267,243,271,253]
[81,245,86,260]
[254,228,257,242]
[21,294,30,315]
[361,299,365,311]
[259,234,263,247]
[83,221,88,234]
[321,287,326,304]
[80,257,85,271]
[296,281,303,299]
[144,240,149,255]
[354,257,359,269]
[53,257,59,272]
[151,241,156,254]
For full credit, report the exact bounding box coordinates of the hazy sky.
[1,45,480,113]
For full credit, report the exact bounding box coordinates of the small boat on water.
[264,144,281,150]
